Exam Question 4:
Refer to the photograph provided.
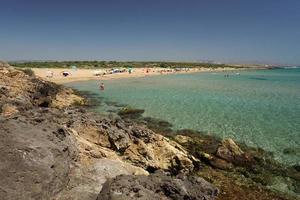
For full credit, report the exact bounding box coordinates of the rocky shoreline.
[0,63,299,200]
[115,107,300,199]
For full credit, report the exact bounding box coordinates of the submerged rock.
[97,171,219,200]
[171,131,300,199]
[118,107,144,118]
[142,117,173,135]
[283,148,300,155]
[174,134,192,144]
[294,165,300,172]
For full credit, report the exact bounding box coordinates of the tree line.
[9,61,243,69]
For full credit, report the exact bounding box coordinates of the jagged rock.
[69,112,198,174]
[118,107,144,118]
[174,134,192,144]
[216,138,244,163]
[97,171,219,200]
[131,127,154,143]
[107,128,131,152]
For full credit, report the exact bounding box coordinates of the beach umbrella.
[71,65,77,71]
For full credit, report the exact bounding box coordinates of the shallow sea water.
[66,68,300,165]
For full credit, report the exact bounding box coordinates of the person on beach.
[99,82,105,91]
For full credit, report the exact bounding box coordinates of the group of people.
[46,70,72,78]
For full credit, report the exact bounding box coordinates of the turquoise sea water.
[66,68,300,165]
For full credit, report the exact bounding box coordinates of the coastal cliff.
[0,63,299,200]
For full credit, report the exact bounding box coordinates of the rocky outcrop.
[0,65,206,200]
[56,158,149,200]
[0,65,85,110]
[173,133,253,170]
[98,171,218,200]
[172,131,300,199]
[216,138,244,160]
[69,112,198,174]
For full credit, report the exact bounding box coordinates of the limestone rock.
[97,171,219,200]
[216,138,244,163]
[174,134,192,144]
[106,128,131,152]
[56,158,148,200]
[51,88,85,108]
[70,113,198,174]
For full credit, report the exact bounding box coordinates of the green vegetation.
[20,68,35,76]
[9,61,245,69]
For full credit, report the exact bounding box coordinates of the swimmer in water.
[99,82,105,91]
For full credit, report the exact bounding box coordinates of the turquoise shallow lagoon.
[66,68,300,166]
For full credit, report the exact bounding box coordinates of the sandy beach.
[32,67,239,84]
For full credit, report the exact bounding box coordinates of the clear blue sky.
[1,0,300,64]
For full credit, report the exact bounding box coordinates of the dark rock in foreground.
[98,171,218,200]
[0,114,78,199]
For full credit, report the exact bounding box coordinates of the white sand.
[32,67,238,84]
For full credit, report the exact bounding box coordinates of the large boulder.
[97,171,218,200]
[56,158,148,200]
[0,114,78,200]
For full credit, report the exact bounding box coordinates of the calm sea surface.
[66,68,300,165]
